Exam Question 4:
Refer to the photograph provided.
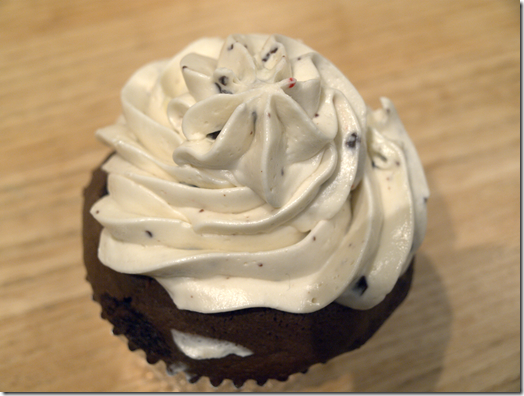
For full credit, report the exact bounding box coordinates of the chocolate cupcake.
[83,34,429,388]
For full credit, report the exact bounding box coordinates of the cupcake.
[83,33,429,388]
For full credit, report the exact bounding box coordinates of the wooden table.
[1,0,519,392]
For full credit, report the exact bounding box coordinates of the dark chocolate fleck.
[228,43,234,51]
[258,263,263,267]
[353,276,368,296]
[345,132,360,149]
[199,209,204,213]
[281,168,284,176]
[218,75,229,86]
[145,230,153,238]
[314,113,319,118]
[262,46,279,62]
[313,236,316,241]
[207,130,221,140]
[371,160,377,168]
[215,82,232,94]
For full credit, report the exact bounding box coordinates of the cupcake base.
[118,332,361,392]
[83,158,414,388]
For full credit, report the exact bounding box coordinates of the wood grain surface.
[0,0,520,392]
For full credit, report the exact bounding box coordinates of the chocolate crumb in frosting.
[262,46,279,62]
[215,82,232,94]
[345,132,360,149]
[353,276,368,296]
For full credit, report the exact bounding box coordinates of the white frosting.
[91,34,429,313]
[171,329,253,360]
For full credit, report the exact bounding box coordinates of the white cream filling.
[171,329,253,360]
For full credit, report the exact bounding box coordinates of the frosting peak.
[171,35,358,210]
[91,34,428,313]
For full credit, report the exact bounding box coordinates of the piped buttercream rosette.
[91,34,428,313]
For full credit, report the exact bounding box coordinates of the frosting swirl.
[91,34,429,313]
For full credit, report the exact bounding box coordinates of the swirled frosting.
[91,34,429,313]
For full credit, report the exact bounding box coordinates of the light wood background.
[0,0,520,392]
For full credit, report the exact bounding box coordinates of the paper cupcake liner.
[114,333,354,392]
